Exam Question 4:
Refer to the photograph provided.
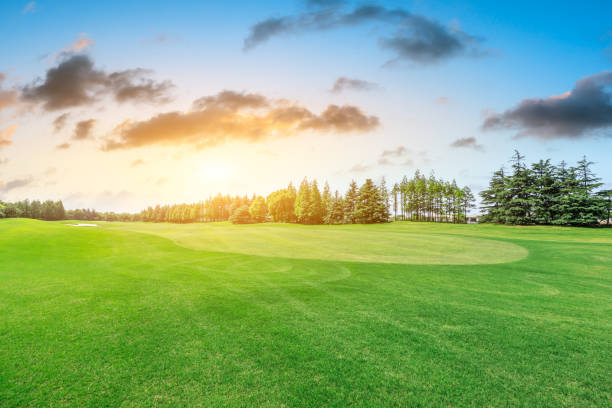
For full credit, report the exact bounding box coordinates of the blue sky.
[0,0,610,211]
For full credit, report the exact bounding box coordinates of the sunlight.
[200,163,230,181]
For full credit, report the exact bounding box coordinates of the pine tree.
[530,159,557,224]
[309,180,324,224]
[392,183,399,221]
[596,190,612,225]
[461,186,475,222]
[572,157,605,226]
[376,177,391,222]
[295,178,312,224]
[355,179,379,223]
[505,150,533,224]
[344,180,359,224]
[480,168,507,223]
[324,191,345,224]
[322,181,331,222]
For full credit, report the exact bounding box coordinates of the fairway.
[102,221,529,265]
[1,219,611,407]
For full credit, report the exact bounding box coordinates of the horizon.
[1,0,611,213]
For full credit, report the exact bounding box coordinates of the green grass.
[0,219,610,407]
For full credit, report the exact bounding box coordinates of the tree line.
[480,151,611,226]
[135,173,474,225]
[0,172,477,225]
[391,170,476,223]
[4,154,607,226]
[0,200,65,220]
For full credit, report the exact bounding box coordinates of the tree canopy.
[480,152,608,226]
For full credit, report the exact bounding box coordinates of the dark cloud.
[244,4,486,64]
[53,113,69,132]
[331,77,378,93]
[109,69,174,104]
[449,136,484,151]
[73,119,96,140]
[482,71,612,139]
[0,177,32,193]
[56,142,71,149]
[379,16,486,65]
[103,90,379,150]
[21,55,174,111]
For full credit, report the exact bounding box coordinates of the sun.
[200,164,229,181]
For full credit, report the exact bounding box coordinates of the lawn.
[0,219,610,407]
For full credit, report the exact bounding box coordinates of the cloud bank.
[103,90,379,150]
[482,71,612,139]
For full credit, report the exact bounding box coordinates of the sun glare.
[200,164,229,181]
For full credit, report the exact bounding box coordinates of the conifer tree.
[322,181,331,222]
[376,177,391,222]
[295,178,312,224]
[344,180,359,224]
[325,191,345,224]
[505,150,533,224]
[355,179,379,223]
[310,180,324,224]
[479,168,507,223]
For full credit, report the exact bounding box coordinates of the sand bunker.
[67,224,98,227]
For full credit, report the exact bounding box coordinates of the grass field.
[1,219,611,407]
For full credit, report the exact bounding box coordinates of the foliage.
[391,172,475,223]
[229,205,252,224]
[249,196,267,223]
[480,152,607,226]
[0,199,65,220]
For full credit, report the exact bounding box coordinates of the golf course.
[0,219,610,407]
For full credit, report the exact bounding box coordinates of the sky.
[0,0,611,212]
